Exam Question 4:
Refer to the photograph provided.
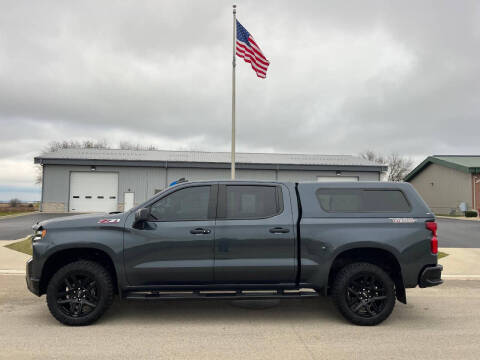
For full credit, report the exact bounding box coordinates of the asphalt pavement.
[437,218,480,248]
[0,213,77,240]
[0,275,478,360]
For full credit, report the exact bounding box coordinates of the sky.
[0,0,479,201]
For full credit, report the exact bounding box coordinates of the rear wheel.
[46,260,114,326]
[332,262,395,326]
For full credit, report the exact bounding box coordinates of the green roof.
[404,155,480,181]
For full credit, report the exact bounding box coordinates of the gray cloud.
[0,0,479,195]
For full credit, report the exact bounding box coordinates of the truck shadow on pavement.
[24,294,437,327]
[100,297,343,325]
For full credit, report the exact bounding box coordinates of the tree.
[35,139,158,184]
[360,150,413,182]
[119,141,157,151]
[43,139,109,153]
[35,140,108,184]
[9,198,21,207]
[387,153,414,182]
[360,150,387,166]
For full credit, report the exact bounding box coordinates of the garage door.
[69,172,118,212]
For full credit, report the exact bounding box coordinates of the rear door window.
[224,185,282,219]
[316,189,410,213]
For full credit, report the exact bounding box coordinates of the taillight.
[426,221,438,254]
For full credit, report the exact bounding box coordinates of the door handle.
[190,228,211,235]
[269,227,290,234]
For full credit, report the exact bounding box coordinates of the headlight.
[32,229,47,242]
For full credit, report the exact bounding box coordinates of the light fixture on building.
[336,170,342,176]
[91,166,96,171]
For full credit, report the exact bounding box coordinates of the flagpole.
[231,4,237,180]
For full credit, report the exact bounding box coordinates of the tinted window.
[316,190,362,212]
[225,186,280,219]
[150,186,210,221]
[363,190,410,212]
[316,189,410,212]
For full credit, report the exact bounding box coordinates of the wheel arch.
[39,247,119,295]
[327,247,406,304]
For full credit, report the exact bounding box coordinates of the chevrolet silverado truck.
[26,181,443,326]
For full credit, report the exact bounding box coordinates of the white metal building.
[34,149,387,213]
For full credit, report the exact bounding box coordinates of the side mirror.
[134,207,150,228]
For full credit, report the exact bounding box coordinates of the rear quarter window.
[316,189,411,213]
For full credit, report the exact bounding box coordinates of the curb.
[436,216,480,222]
[0,270,26,275]
[442,275,480,280]
[2,236,32,244]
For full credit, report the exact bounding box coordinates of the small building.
[405,155,480,214]
[34,148,386,213]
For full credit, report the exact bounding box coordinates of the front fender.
[33,227,126,293]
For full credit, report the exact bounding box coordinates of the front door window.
[150,186,210,221]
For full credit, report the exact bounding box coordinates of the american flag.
[236,20,270,78]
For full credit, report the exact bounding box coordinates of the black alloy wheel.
[345,273,387,318]
[332,262,396,326]
[47,260,113,326]
[55,271,99,318]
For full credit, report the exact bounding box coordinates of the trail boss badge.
[389,218,417,223]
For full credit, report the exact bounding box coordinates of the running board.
[124,289,319,301]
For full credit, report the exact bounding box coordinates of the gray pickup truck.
[27,181,442,326]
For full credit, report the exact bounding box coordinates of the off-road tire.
[46,260,114,326]
[332,262,396,326]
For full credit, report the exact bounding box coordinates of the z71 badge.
[98,218,121,224]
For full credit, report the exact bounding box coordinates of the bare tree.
[9,198,21,207]
[35,139,158,184]
[35,140,109,184]
[119,141,157,151]
[35,165,43,185]
[360,150,387,165]
[387,153,414,182]
[360,150,413,182]
[43,139,109,153]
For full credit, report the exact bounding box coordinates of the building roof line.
[404,155,480,181]
[432,155,480,157]
[34,157,387,172]
[34,148,386,169]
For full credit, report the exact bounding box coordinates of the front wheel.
[332,262,396,326]
[46,260,114,326]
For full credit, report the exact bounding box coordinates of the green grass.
[438,251,449,259]
[5,236,33,256]
[0,211,35,217]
